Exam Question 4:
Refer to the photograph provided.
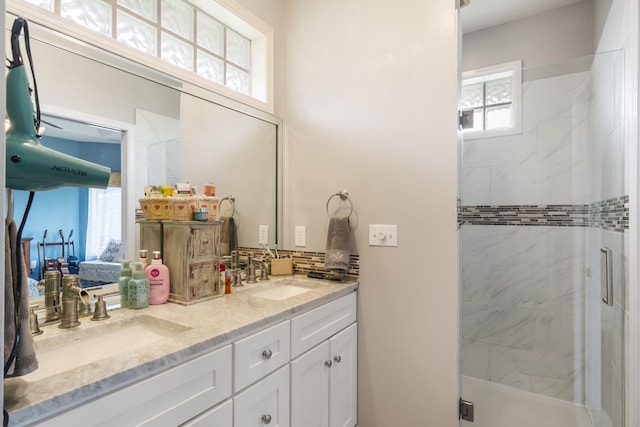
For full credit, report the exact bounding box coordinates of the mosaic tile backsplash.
[459,195,628,232]
[238,247,360,279]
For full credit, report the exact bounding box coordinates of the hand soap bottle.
[139,249,150,269]
[119,260,132,308]
[128,262,150,309]
[146,251,170,305]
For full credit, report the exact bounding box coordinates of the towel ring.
[326,190,353,218]
[219,196,236,217]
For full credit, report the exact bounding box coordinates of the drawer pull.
[262,414,272,424]
[262,349,273,360]
[325,360,332,368]
[334,355,342,363]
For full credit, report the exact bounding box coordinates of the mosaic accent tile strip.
[238,247,360,279]
[459,195,628,232]
[590,195,629,232]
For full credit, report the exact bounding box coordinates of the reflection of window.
[21,0,267,102]
[86,187,121,259]
[461,60,522,139]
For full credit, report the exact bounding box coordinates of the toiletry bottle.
[139,249,149,270]
[119,260,132,308]
[146,251,170,305]
[219,263,227,294]
[128,262,150,309]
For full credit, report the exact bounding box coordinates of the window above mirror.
[14,0,273,111]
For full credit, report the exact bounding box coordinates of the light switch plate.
[295,226,306,247]
[369,224,398,247]
[259,225,269,245]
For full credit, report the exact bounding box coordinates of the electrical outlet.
[295,226,306,247]
[259,225,269,245]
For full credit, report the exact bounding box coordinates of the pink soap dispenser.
[146,251,170,305]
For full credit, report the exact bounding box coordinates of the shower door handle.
[601,247,614,306]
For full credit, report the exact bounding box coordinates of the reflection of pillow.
[99,239,122,262]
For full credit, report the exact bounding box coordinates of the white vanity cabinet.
[290,293,357,427]
[24,291,357,427]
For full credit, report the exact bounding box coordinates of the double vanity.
[5,276,358,426]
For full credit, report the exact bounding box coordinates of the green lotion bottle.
[119,260,132,308]
[128,262,150,309]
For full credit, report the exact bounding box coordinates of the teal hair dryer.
[5,17,111,191]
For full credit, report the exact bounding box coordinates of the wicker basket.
[139,197,170,220]
[196,196,220,221]
[169,196,197,220]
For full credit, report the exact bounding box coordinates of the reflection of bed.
[78,261,122,286]
[78,239,123,286]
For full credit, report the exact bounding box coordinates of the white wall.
[462,0,594,71]
[282,0,459,425]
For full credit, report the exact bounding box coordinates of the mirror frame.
[6,4,284,261]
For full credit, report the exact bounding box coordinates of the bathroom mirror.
[4,10,281,299]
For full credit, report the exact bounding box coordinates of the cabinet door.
[234,365,290,427]
[329,323,357,427]
[181,399,232,427]
[291,341,330,427]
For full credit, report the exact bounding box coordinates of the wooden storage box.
[270,258,293,276]
[162,221,223,305]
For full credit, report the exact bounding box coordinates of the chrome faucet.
[59,275,92,328]
[246,253,257,284]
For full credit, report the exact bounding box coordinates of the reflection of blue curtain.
[85,187,121,259]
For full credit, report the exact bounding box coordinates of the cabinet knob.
[262,349,273,360]
[325,360,333,368]
[334,355,342,363]
[262,414,272,424]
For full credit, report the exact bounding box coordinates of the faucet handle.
[29,305,43,336]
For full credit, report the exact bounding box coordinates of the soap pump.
[128,262,150,309]
[146,251,170,305]
[119,260,132,308]
[139,249,149,269]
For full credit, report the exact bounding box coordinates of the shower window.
[461,60,522,139]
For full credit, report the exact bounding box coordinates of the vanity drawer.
[291,292,356,358]
[234,320,290,392]
[38,345,232,427]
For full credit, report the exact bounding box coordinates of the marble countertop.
[6,275,358,425]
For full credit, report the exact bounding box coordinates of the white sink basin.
[251,285,312,301]
[23,315,191,382]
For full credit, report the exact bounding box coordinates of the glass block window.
[461,61,522,138]
[117,9,156,55]
[60,0,112,36]
[19,0,259,101]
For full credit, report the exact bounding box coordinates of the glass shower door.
[458,50,626,427]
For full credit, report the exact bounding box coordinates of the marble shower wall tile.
[461,225,586,401]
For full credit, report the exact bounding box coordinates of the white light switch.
[295,226,306,247]
[259,225,269,245]
[369,224,398,247]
